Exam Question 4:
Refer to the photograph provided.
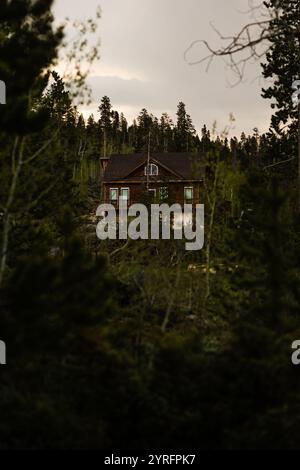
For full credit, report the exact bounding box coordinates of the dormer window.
[145,163,158,176]
[184,187,193,203]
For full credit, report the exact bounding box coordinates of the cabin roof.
[103,153,206,182]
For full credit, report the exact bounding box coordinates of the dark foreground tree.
[0,0,63,286]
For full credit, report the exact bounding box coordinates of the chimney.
[100,157,109,173]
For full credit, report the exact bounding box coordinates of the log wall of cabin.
[102,160,202,206]
[102,181,202,206]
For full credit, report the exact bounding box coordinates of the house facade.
[101,153,205,208]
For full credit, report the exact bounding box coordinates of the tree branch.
[184,1,275,85]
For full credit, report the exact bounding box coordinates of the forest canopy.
[0,0,300,450]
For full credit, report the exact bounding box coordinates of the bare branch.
[110,239,130,258]
[263,157,296,170]
[184,2,276,84]
[22,129,60,165]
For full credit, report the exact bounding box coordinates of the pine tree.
[262,0,299,133]
[86,114,101,161]
[0,0,63,286]
[120,113,128,151]
[136,108,153,152]
[0,0,63,134]
[98,96,112,157]
[175,101,196,152]
[160,113,174,153]
[230,136,239,168]
[261,0,300,204]
[42,71,72,121]
[201,124,211,153]
[128,119,138,151]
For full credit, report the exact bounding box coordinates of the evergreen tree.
[86,114,101,162]
[261,0,299,203]
[136,108,153,152]
[120,112,129,151]
[160,113,174,153]
[175,101,196,152]
[128,119,138,151]
[0,0,64,286]
[201,124,211,153]
[0,0,63,134]
[98,95,112,157]
[262,0,299,134]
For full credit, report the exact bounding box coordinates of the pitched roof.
[103,153,206,181]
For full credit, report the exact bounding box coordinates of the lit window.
[145,163,158,176]
[110,188,118,205]
[159,187,168,200]
[184,187,193,202]
[120,188,130,204]
[148,189,156,199]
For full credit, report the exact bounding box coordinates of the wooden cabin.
[101,153,206,208]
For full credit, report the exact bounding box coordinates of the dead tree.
[184,1,300,206]
[184,1,275,84]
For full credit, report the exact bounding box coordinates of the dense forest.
[0,0,300,450]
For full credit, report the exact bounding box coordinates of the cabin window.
[110,188,118,205]
[159,187,168,200]
[120,188,130,205]
[145,163,158,176]
[184,187,193,202]
[148,189,156,199]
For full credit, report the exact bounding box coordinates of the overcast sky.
[53,0,272,137]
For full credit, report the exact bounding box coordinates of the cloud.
[88,75,170,108]
[53,0,272,136]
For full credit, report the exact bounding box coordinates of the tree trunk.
[298,99,300,210]
[0,137,24,288]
